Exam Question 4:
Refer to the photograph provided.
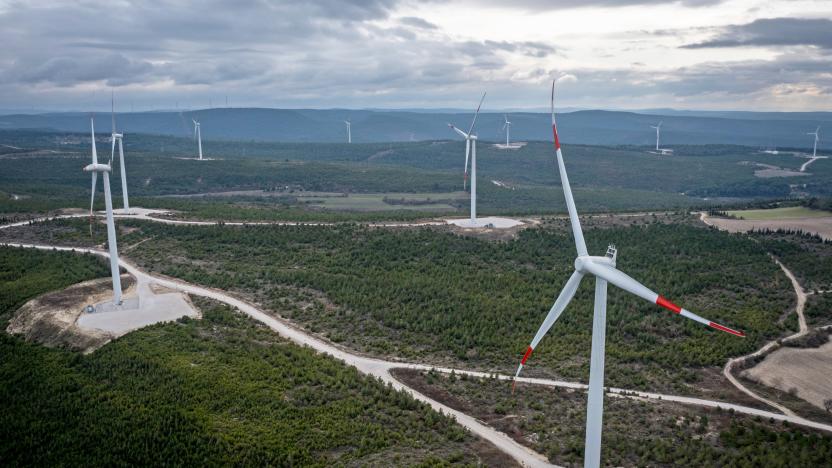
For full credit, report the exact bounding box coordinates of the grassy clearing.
[727,206,832,220]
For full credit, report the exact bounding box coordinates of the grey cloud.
[399,16,438,29]
[682,18,832,50]
[471,0,724,10]
[7,54,155,87]
[0,0,829,111]
[484,40,556,58]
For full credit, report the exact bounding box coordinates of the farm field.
[706,210,832,241]
[727,206,832,220]
[744,337,832,411]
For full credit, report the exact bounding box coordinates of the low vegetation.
[393,368,832,467]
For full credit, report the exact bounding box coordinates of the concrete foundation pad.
[90,297,141,313]
[446,217,524,229]
[78,286,198,335]
[109,207,170,217]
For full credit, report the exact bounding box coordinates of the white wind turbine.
[503,114,512,147]
[193,119,203,160]
[513,81,744,468]
[807,126,820,157]
[110,94,130,213]
[344,120,352,143]
[85,117,123,306]
[448,92,486,225]
[650,121,662,151]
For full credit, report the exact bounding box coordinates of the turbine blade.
[466,91,486,136]
[582,260,745,337]
[448,124,468,139]
[89,173,97,237]
[90,117,98,166]
[464,139,470,175]
[551,80,588,256]
[514,270,584,384]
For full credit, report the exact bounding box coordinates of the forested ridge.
[0,247,491,467]
[26,218,787,395]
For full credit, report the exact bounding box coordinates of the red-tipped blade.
[655,294,745,337]
[709,321,745,337]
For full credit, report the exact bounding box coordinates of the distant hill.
[0,108,827,149]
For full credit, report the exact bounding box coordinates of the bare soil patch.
[6,275,136,353]
[744,338,832,411]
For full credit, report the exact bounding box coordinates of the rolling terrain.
[1,108,830,149]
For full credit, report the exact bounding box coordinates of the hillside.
[0,108,829,149]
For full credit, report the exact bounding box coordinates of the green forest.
[0,247,493,466]
[1,216,796,396]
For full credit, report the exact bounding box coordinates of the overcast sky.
[1,0,830,112]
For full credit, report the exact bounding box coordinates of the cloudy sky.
[1,0,830,111]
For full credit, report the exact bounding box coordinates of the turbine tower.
[503,114,512,147]
[448,91,486,226]
[344,120,352,143]
[808,126,820,157]
[193,119,203,160]
[111,93,130,213]
[650,121,662,151]
[513,81,744,468]
[84,117,123,306]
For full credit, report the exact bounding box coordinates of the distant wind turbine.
[344,120,352,143]
[650,121,662,151]
[193,119,203,160]
[110,93,130,213]
[502,114,512,147]
[807,126,821,157]
[448,91,486,225]
[84,117,123,305]
[514,81,744,468]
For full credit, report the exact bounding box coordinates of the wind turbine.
[110,93,130,213]
[84,117,123,306]
[807,126,820,157]
[448,92,486,225]
[344,120,352,143]
[192,119,203,160]
[503,114,512,147]
[513,81,744,468]
[650,121,662,151]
